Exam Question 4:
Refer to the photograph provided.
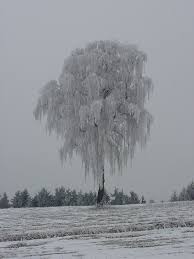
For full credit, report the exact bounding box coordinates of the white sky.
[1,0,194,201]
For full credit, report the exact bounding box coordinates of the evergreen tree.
[79,191,96,206]
[54,187,66,206]
[170,191,179,202]
[178,188,188,201]
[21,189,31,207]
[186,181,194,200]
[36,188,54,207]
[31,195,39,207]
[102,189,110,204]
[3,186,146,208]
[0,192,9,209]
[111,188,125,205]
[170,181,194,202]
[82,192,91,206]
[63,188,71,206]
[12,191,23,208]
[77,191,84,206]
[141,195,146,204]
[129,191,140,204]
[69,190,78,206]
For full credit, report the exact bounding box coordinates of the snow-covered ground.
[0,201,194,258]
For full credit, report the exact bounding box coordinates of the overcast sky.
[1,0,194,201]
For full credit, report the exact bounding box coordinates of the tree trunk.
[97,172,105,205]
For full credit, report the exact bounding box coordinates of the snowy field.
[0,202,194,258]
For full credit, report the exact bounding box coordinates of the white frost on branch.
[34,40,153,183]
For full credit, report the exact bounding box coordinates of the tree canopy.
[34,40,153,184]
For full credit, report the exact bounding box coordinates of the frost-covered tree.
[34,40,153,203]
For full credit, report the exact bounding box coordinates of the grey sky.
[1,0,194,201]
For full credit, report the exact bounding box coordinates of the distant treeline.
[170,181,194,202]
[0,187,146,209]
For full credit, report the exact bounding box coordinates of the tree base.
[97,187,104,205]
[97,173,105,205]
[96,196,106,207]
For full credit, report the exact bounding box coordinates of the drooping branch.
[34,40,153,180]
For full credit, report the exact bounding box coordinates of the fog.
[1,0,194,201]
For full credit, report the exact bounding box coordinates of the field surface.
[0,201,194,258]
